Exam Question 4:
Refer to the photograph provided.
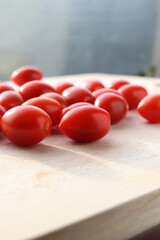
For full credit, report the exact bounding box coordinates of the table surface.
[1,74,160,240]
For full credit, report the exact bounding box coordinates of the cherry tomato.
[40,92,68,109]
[0,105,6,130]
[108,79,129,89]
[93,88,121,99]
[23,97,62,127]
[59,105,110,142]
[137,94,160,123]
[0,82,15,93]
[10,66,43,86]
[1,105,52,146]
[62,102,92,117]
[0,105,6,117]
[62,87,94,105]
[95,93,128,124]
[80,80,105,92]
[54,82,74,94]
[118,84,148,110]
[0,91,24,110]
[19,80,56,101]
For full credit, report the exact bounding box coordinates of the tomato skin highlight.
[40,92,68,109]
[62,102,92,117]
[137,94,160,123]
[93,88,121,99]
[54,82,74,94]
[108,80,129,90]
[10,66,43,86]
[0,82,15,93]
[23,97,62,127]
[95,93,128,124]
[1,105,52,146]
[80,80,105,92]
[19,81,56,101]
[62,87,94,105]
[118,84,148,110]
[59,106,111,142]
[0,91,24,110]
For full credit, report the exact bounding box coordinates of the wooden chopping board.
[0,74,160,240]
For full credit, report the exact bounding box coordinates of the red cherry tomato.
[1,105,52,146]
[95,93,128,124]
[10,66,43,86]
[23,97,62,127]
[80,80,105,92]
[62,102,92,117]
[118,84,148,110]
[40,92,68,109]
[108,80,129,90]
[59,105,110,142]
[19,80,56,101]
[54,82,74,94]
[0,91,24,110]
[0,105,6,130]
[0,105,6,117]
[62,87,94,105]
[0,82,15,93]
[93,88,121,99]
[137,94,160,123]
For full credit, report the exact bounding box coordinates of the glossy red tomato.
[118,84,148,110]
[40,92,68,109]
[62,87,94,105]
[0,105,6,130]
[10,66,43,86]
[23,97,62,127]
[54,81,74,94]
[19,80,56,101]
[137,94,160,123]
[0,82,15,93]
[1,105,52,146]
[0,91,24,110]
[80,79,105,92]
[59,105,110,142]
[92,88,121,99]
[95,93,128,124]
[108,79,129,90]
[0,105,6,117]
[62,102,92,117]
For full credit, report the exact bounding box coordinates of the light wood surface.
[1,74,160,240]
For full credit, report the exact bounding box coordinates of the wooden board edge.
[43,73,160,82]
[32,188,160,240]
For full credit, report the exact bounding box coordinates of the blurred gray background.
[0,0,159,80]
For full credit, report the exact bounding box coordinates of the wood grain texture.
[0,74,160,240]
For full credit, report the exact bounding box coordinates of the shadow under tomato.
[50,127,63,135]
[1,138,119,182]
[143,120,160,125]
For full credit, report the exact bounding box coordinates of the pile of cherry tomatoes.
[0,66,159,146]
